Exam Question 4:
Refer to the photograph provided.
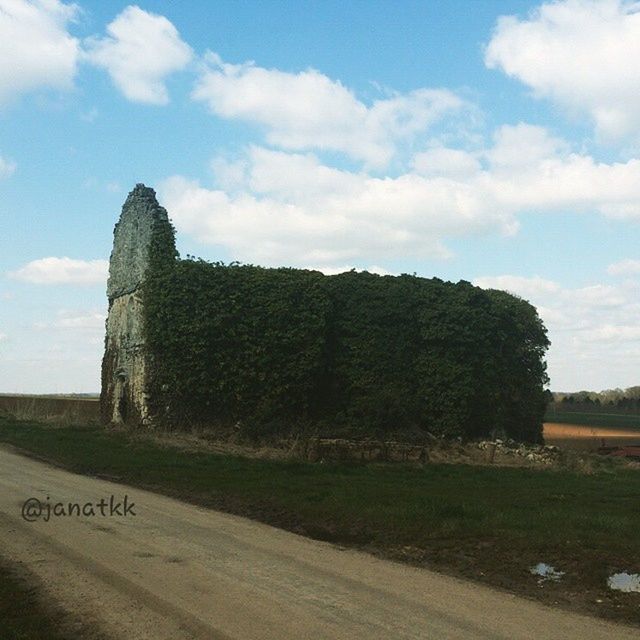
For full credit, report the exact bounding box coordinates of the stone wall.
[100,184,176,426]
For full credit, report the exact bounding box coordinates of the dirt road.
[0,446,637,640]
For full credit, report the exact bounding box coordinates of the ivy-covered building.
[101,184,550,442]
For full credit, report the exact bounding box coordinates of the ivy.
[143,252,549,442]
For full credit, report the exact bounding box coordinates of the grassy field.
[0,395,99,425]
[1,415,640,624]
[544,409,640,430]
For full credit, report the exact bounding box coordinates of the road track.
[0,445,637,639]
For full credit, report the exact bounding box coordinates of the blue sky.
[1,0,639,393]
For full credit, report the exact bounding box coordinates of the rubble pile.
[477,439,561,465]
[307,438,427,463]
[305,436,562,466]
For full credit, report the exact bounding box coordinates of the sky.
[1,0,639,394]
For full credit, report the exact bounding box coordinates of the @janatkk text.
[21,495,136,522]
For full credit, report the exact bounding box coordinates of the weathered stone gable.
[101,184,175,426]
[107,185,172,299]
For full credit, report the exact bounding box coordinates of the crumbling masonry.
[101,184,173,425]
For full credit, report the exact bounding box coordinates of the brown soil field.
[544,422,640,451]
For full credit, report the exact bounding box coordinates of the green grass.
[1,415,640,623]
[545,410,640,430]
[0,415,638,555]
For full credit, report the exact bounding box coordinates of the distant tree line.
[142,227,550,443]
[551,388,640,415]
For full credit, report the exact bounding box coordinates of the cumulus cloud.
[0,153,16,177]
[0,0,79,103]
[84,5,192,105]
[160,146,519,267]
[473,274,560,298]
[34,310,105,331]
[484,123,569,170]
[473,124,640,219]
[607,258,640,276]
[412,147,481,179]
[427,124,640,220]
[581,324,640,342]
[192,52,466,166]
[52,310,106,329]
[485,0,640,141]
[9,257,108,285]
[473,273,640,390]
[160,123,640,268]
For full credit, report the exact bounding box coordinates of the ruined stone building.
[101,184,549,442]
[101,184,173,425]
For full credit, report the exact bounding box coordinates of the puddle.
[608,573,640,593]
[530,563,565,583]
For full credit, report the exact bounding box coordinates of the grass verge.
[1,415,639,626]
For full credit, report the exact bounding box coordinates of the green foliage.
[145,260,329,430]
[143,254,549,442]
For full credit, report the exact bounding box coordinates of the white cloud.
[467,124,640,220]
[53,310,106,329]
[570,283,627,308]
[160,123,640,269]
[84,5,192,105]
[34,310,106,331]
[0,153,15,177]
[160,146,518,267]
[607,258,640,276]
[474,274,640,390]
[412,147,481,179]
[9,257,108,285]
[0,0,79,104]
[485,0,640,141]
[0,332,6,342]
[581,324,640,342]
[192,52,466,166]
[472,275,560,298]
[1,310,105,393]
[485,123,569,171]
